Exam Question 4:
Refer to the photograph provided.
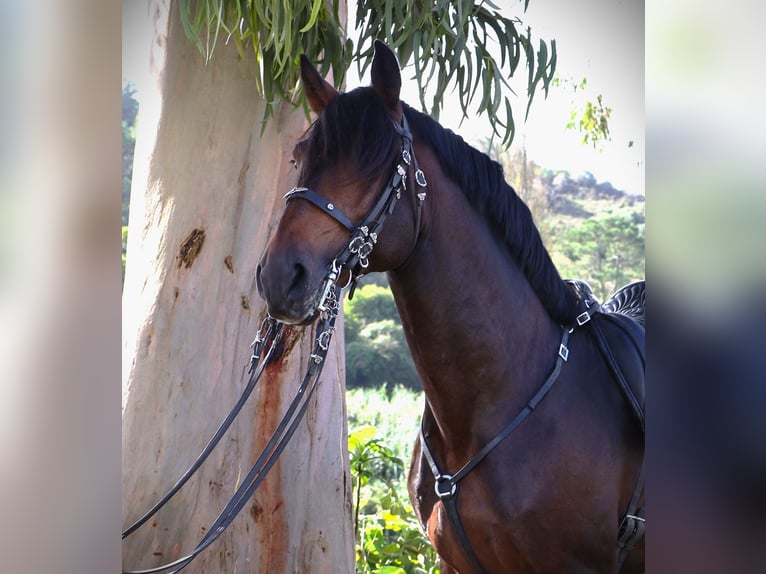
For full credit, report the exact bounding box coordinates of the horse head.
[257,41,424,324]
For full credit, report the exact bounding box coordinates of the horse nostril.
[255,263,264,295]
[289,262,308,296]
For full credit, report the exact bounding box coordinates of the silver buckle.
[283,186,307,199]
[558,344,569,362]
[576,311,591,326]
[434,475,457,499]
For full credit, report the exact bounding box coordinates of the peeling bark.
[122,2,354,572]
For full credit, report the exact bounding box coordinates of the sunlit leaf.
[349,425,378,451]
[177,0,558,162]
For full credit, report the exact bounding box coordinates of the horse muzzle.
[256,252,324,325]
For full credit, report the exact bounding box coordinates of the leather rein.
[122,303,341,574]
[122,115,426,573]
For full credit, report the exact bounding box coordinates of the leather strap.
[121,319,281,539]
[123,289,342,574]
[284,186,355,231]
[419,328,571,574]
[614,461,645,573]
[284,114,426,292]
[590,318,645,432]
[441,495,491,574]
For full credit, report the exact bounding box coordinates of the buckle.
[434,475,457,500]
[558,344,569,362]
[576,311,591,326]
[618,514,646,549]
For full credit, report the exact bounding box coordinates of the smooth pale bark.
[122,2,354,572]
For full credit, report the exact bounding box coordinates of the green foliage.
[345,285,419,392]
[122,226,128,287]
[348,412,439,574]
[568,94,612,149]
[346,385,423,479]
[122,82,138,227]
[558,213,644,302]
[554,76,613,150]
[355,0,555,145]
[482,148,644,300]
[178,0,557,146]
[178,0,351,126]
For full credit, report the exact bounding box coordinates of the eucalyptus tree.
[122,1,555,572]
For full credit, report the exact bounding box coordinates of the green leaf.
[177,0,561,149]
[349,425,377,451]
[299,0,323,33]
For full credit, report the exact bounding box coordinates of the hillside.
[490,144,645,302]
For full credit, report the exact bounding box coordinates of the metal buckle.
[558,344,569,362]
[618,514,646,548]
[283,186,307,200]
[434,475,457,500]
[576,311,591,326]
[317,328,333,351]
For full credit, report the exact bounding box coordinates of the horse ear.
[371,40,401,111]
[300,54,338,114]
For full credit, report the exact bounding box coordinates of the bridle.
[284,113,427,304]
[122,114,427,574]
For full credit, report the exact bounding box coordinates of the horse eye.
[289,159,297,170]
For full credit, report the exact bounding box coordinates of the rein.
[121,317,281,540]
[123,115,426,574]
[122,288,340,574]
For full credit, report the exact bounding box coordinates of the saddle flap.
[570,279,645,432]
[593,311,645,431]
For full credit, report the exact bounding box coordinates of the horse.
[256,41,644,574]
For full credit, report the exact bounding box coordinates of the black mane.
[302,87,399,187]
[402,103,580,324]
[305,88,580,324]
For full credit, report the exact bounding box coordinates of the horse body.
[387,142,641,574]
[257,41,644,573]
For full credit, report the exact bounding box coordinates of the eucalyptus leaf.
[178,0,557,147]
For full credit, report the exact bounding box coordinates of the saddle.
[569,280,646,572]
[568,280,645,433]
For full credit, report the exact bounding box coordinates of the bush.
[348,410,439,574]
[344,285,420,392]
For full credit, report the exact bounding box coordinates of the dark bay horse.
[257,41,644,574]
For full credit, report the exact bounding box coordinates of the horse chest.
[409,444,618,573]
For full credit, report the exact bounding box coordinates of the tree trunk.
[122,2,354,572]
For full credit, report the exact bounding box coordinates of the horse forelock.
[302,87,399,186]
[401,103,580,325]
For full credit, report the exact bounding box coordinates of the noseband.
[283,114,427,307]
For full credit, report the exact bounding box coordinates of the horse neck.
[387,154,561,456]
